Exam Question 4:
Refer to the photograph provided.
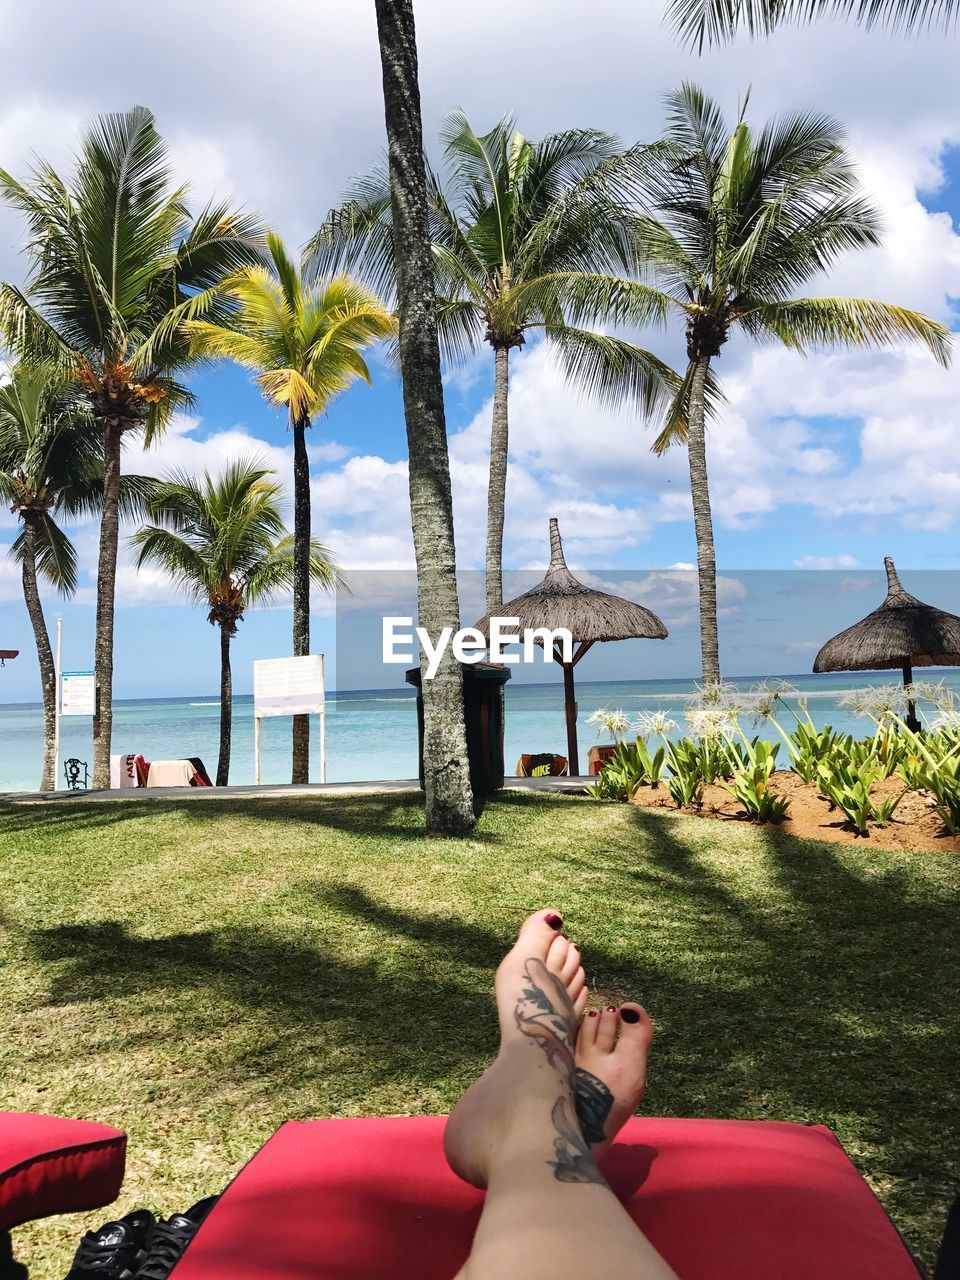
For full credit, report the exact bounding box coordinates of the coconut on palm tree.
[369,0,475,833]
[632,84,950,684]
[131,460,340,786]
[0,106,263,787]
[668,0,959,47]
[0,364,155,790]
[182,233,394,783]
[310,113,677,614]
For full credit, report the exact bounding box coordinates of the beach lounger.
[0,1111,126,1264]
[168,1115,921,1279]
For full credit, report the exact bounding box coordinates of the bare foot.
[444,909,590,1189]
[574,1002,654,1163]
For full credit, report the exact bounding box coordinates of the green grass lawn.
[1,792,957,1277]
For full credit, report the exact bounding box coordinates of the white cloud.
[794,554,859,570]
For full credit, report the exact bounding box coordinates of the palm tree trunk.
[687,355,720,685]
[217,623,232,787]
[20,514,57,791]
[374,0,474,834]
[92,420,122,788]
[485,344,509,615]
[291,409,311,783]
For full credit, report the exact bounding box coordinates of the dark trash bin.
[405,662,511,795]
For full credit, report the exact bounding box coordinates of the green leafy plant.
[788,721,849,783]
[848,731,904,778]
[816,758,905,836]
[721,739,789,823]
[665,740,706,809]
[894,727,960,834]
[587,739,667,802]
[670,734,732,786]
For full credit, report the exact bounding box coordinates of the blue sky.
[2,1,960,702]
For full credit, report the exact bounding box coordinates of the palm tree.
[0,367,98,790]
[369,0,475,833]
[668,0,959,47]
[182,233,395,784]
[634,85,950,684]
[310,114,676,615]
[131,460,340,786]
[0,364,154,790]
[0,106,263,787]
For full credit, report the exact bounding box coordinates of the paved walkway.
[0,775,589,805]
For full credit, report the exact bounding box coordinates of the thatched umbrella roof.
[813,556,960,731]
[475,518,667,774]
[476,518,667,645]
[814,557,960,673]
[0,650,17,666]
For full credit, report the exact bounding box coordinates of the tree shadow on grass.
[617,807,958,1270]
[0,792,512,844]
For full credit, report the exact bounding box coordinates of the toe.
[596,1005,619,1052]
[617,1003,654,1053]
[572,986,590,1018]
[559,942,581,985]
[580,1005,600,1040]
[545,934,570,975]
[513,909,565,962]
[567,967,587,1008]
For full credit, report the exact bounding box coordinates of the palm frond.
[667,0,960,51]
[10,515,79,595]
[304,166,397,298]
[744,296,951,363]
[650,360,728,453]
[544,326,681,417]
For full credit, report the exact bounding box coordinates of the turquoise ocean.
[4,670,960,793]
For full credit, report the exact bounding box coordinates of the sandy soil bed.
[630,769,960,851]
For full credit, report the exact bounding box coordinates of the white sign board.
[254,655,325,718]
[61,670,96,717]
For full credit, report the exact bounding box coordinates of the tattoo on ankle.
[574,1067,614,1146]
[514,959,607,1185]
[549,1097,607,1185]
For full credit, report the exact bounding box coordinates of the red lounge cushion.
[0,1112,126,1232]
[171,1116,920,1280]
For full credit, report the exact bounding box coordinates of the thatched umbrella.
[813,556,960,732]
[0,650,17,667]
[475,518,667,775]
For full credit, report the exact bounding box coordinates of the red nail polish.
[544,913,563,930]
[606,1005,616,1012]
[620,1007,641,1024]
[587,1010,598,1018]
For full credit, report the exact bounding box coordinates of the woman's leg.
[444,911,678,1280]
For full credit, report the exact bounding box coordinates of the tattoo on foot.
[574,1067,614,1146]
[514,958,576,1075]
[514,959,607,1184]
[549,1097,607,1185]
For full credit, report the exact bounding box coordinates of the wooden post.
[563,661,579,777]
[903,659,921,733]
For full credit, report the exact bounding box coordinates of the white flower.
[686,706,737,740]
[837,685,908,725]
[587,705,632,742]
[636,710,678,739]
